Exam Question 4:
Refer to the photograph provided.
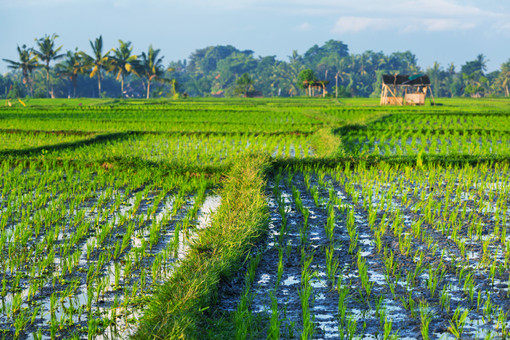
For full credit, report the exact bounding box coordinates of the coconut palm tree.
[138,45,167,99]
[56,50,88,98]
[81,36,111,97]
[33,34,64,98]
[499,60,510,97]
[2,45,38,97]
[111,40,138,97]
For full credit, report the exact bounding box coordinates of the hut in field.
[303,80,330,97]
[380,74,433,106]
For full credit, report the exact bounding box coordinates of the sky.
[1,0,509,73]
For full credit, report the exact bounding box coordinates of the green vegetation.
[0,97,508,339]
[2,38,510,99]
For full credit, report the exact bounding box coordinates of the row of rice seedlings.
[267,193,284,338]
[0,161,213,338]
[0,101,373,133]
[322,162,509,338]
[291,178,317,338]
[264,169,327,338]
[234,252,263,338]
[287,163,501,338]
[306,166,405,338]
[373,161,509,272]
[84,180,215,336]
[373,114,510,132]
[98,187,209,338]
[1,180,147,337]
[344,129,510,156]
[269,171,292,338]
[49,133,314,166]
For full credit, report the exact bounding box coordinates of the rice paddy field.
[0,97,508,339]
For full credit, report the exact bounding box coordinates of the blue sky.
[1,0,509,73]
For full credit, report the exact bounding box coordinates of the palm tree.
[138,45,167,99]
[33,34,64,98]
[81,36,111,97]
[499,60,510,97]
[56,50,88,98]
[2,45,38,97]
[111,40,138,97]
[476,54,488,73]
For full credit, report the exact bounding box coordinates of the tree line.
[1,36,509,99]
[2,34,170,99]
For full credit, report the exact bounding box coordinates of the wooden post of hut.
[380,74,431,106]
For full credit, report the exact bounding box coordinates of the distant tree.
[299,69,317,96]
[81,36,111,97]
[427,62,443,96]
[234,73,253,96]
[216,52,257,90]
[286,51,305,95]
[461,54,487,76]
[188,45,251,75]
[139,45,167,99]
[2,45,38,97]
[111,40,138,97]
[303,40,348,67]
[289,50,302,65]
[388,51,419,74]
[56,50,88,98]
[33,34,64,97]
[298,69,317,86]
[498,60,510,97]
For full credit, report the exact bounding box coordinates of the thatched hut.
[380,74,433,106]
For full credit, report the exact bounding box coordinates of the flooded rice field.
[216,162,509,339]
[0,164,220,339]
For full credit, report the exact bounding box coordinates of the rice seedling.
[448,307,469,339]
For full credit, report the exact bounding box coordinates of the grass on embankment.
[134,156,269,339]
[311,128,342,158]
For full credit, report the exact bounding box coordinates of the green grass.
[134,155,269,339]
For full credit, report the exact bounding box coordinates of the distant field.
[0,98,508,339]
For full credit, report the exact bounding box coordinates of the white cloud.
[296,22,312,31]
[1,0,508,36]
[422,19,476,32]
[394,0,488,17]
[332,16,389,33]
[403,18,476,32]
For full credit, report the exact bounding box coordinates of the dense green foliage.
[2,37,510,99]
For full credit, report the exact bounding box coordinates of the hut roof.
[382,74,430,86]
